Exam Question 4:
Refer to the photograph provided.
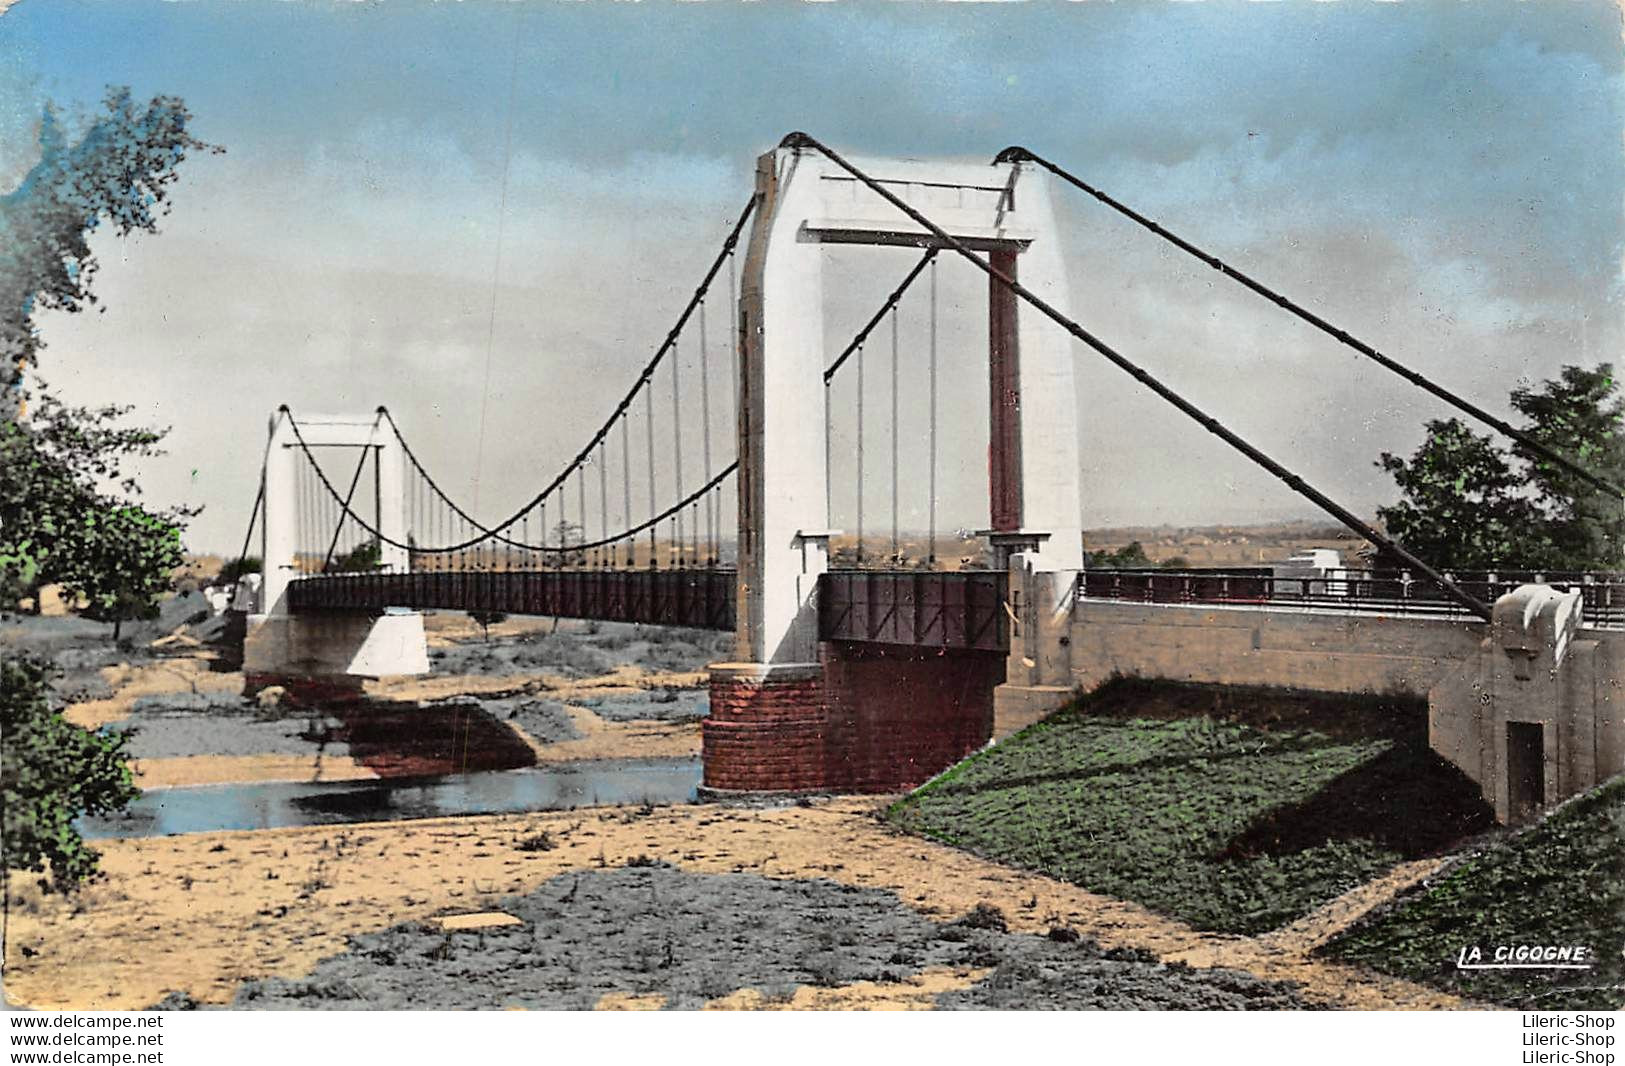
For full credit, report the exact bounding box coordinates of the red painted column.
[820,642,1002,791]
[988,248,1023,532]
[702,647,1005,794]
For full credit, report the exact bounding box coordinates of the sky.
[1,0,1621,554]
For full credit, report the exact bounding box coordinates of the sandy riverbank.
[4,795,1468,1011]
[5,609,1474,1011]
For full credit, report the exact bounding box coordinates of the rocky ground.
[8,610,714,788]
[7,795,1469,1011]
[215,865,1309,1011]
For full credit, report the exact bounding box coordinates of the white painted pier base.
[243,610,430,695]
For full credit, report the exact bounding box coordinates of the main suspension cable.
[362,195,756,554]
[286,409,738,555]
[998,145,1625,501]
[785,132,1493,620]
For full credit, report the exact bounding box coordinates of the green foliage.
[215,555,261,586]
[2,87,220,390]
[327,538,381,573]
[887,679,1491,935]
[56,504,186,640]
[1085,541,1155,569]
[0,656,140,889]
[1081,542,1191,570]
[1510,364,1625,569]
[1378,363,1625,570]
[1,86,212,620]
[0,386,189,626]
[1376,418,1548,570]
[1327,776,1625,1009]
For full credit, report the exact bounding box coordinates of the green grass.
[1325,776,1625,1010]
[886,678,1492,935]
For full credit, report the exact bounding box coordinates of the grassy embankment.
[887,677,1493,935]
[1325,775,1625,1010]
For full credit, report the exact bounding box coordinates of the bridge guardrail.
[1078,567,1625,627]
[286,568,737,631]
[817,569,1008,652]
[288,567,1014,650]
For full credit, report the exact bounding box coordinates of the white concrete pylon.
[259,409,409,615]
[735,146,1085,665]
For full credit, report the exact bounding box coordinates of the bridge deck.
[285,568,1011,651]
[817,570,1008,652]
[287,569,736,631]
[1081,568,1625,627]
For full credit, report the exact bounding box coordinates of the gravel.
[428,621,731,680]
[484,699,582,744]
[108,694,347,761]
[2,592,230,706]
[213,866,1309,1011]
[576,689,709,723]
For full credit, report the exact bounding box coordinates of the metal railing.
[818,570,1008,652]
[1079,567,1625,628]
[287,568,736,631]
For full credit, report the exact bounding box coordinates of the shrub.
[1,656,140,889]
[515,831,555,853]
[956,902,1009,933]
[215,556,260,586]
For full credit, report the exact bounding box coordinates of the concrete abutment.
[1006,580,1625,825]
[242,610,430,701]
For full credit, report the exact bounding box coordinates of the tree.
[327,538,382,573]
[1,656,140,890]
[1086,541,1156,569]
[1,87,214,623]
[2,87,220,400]
[0,87,203,900]
[1509,364,1625,570]
[56,504,186,642]
[0,385,190,624]
[215,555,261,586]
[1376,364,1625,572]
[469,610,508,642]
[549,520,585,568]
[1376,418,1548,571]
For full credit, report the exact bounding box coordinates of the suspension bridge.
[235,134,1625,824]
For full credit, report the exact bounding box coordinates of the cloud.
[3,0,1621,548]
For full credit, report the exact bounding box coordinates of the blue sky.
[2,0,1621,552]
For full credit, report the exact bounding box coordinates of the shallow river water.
[79,757,703,838]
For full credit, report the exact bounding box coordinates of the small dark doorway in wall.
[1506,721,1546,823]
